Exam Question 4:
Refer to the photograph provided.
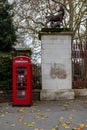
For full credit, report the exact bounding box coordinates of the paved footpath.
[0,98,87,130]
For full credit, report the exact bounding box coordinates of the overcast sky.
[8,0,14,4]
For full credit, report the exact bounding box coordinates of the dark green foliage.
[0,53,13,91]
[0,0,17,52]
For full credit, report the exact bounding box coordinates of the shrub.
[0,53,13,92]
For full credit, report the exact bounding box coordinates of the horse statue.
[46,5,65,28]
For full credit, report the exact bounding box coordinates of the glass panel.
[16,66,27,99]
[17,91,26,99]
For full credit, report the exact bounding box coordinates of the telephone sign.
[12,56,32,106]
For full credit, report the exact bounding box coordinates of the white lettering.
[15,60,28,63]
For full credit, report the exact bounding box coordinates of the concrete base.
[40,89,75,100]
[74,89,87,97]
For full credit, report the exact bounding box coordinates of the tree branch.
[52,0,69,13]
[27,16,46,27]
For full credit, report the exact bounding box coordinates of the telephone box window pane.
[17,83,27,86]
[16,66,26,74]
[17,91,26,99]
[17,75,25,83]
[16,87,26,90]
[16,67,27,83]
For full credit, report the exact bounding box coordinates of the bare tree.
[12,0,86,63]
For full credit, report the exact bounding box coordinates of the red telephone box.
[12,56,32,106]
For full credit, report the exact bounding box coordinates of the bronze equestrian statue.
[46,5,65,28]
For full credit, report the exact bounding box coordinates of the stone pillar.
[40,32,74,100]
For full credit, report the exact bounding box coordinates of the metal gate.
[32,63,41,89]
[72,42,87,88]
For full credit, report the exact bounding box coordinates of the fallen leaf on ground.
[18,116,24,123]
[72,128,77,130]
[11,124,16,127]
[77,124,85,130]
[41,115,48,120]
[46,109,51,112]
[5,112,9,114]
[51,128,56,130]
[85,124,87,127]
[59,116,64,121]
[63,123,70,128]
[83,100,87,104]
[6,121,9,124]
[1,114,5,117]
[24,122,35,127]
[73,124,85,130]
[63,104,69,107]
[18,108,26,113]
[34,128,39,130]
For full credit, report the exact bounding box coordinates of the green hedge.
[0,53,13,91]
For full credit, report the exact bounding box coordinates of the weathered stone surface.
[41,32,72,91]
[40,89,75,100]
[74,89,87,97]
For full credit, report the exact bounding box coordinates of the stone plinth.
[40,32,74,100]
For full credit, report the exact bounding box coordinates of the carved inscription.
[50,63,67,79]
